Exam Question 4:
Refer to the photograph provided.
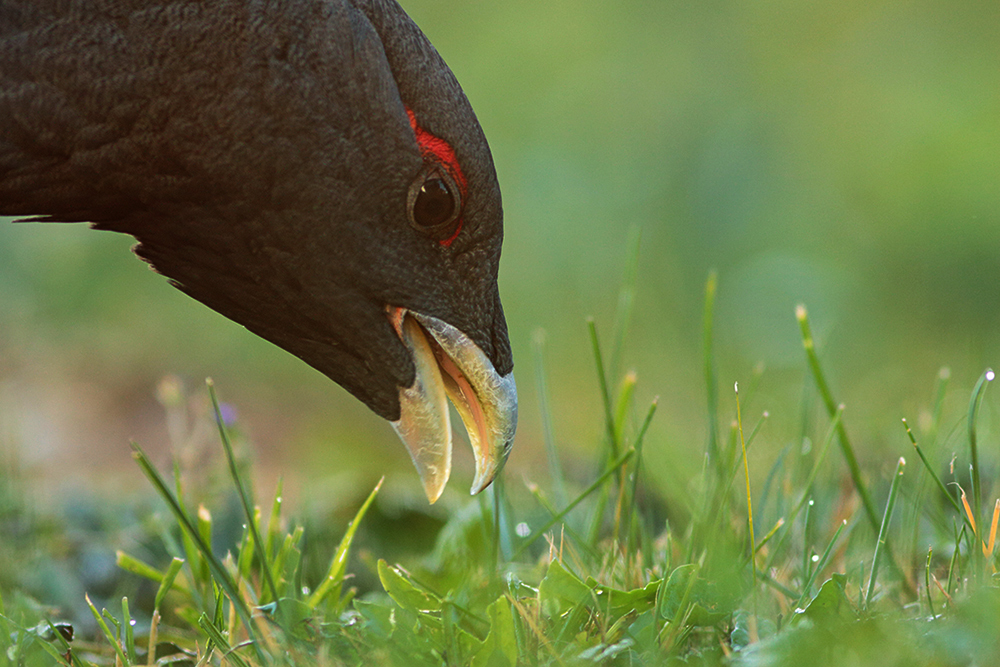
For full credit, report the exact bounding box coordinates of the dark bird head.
[0,0,516,502]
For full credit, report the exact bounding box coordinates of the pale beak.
[388,307,517,503]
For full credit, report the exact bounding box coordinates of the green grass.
[3,275,1000,666]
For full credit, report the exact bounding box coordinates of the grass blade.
[491,472,507,583]
[526,481,597,560]
[156,557,186,611]
[612,372,637,456]
[586,318,618,547]
[173,460,207,596]
[927,367,951,451]
[797,305,912,596]
[986,499,999,557]
[865,457,906,609]
[902,418,973,532]
[588,318,618,462]
[946,523,965,598]
[796,305,878,532]
[198,613,250,667]
[121,598,136,665]
[625,398,659,556]
[795,519,848,608]
[736,382,756,590]
[802,499,814,581]
[273,525,305,598]
[33,620,77,666]
[116,551,192,601]
[611,371,638,544]
[307,477,383,609]
[763,407,842,570]
[513,449,634,559]
[967,369,993,563]
[206,379,280,605]
[703,271,720,478]
[129,441,260,658]
[86,595,128,667]
[924,547,936,617]
[608,225,641,384]
[533,329,567,508]
[754,518,785,555]
[265,477,285,561]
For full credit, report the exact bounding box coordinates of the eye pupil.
[413,178,455,227]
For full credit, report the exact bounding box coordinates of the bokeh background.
[1,0,997,508]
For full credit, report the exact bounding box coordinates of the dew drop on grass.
[987,370,996,382]
[515,522,530,537]
[811,554,820,563]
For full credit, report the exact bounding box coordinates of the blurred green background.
[1,0,997,505]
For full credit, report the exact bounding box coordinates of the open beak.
[388,307,517,503]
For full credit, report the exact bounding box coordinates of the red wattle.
[406,108,467,247]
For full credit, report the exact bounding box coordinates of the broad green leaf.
[625,610,658,650]
[378,560,442,612]
[472,598,518,667]
[584,576,660,618]
[539,559,591,616]
[258,598,314,641]
[657,564,727,626]
[792,573,852,625]
[354,599,395,641]
[458,626,486,663]
[731,609,751,650]
[540,560,659,623]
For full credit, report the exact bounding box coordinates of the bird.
[0,0,516,503]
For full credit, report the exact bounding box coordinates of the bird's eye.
[408,167,462,239]
[414,178,454,227]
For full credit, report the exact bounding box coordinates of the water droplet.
[515,522,530,537]
[129,619,137,627]
[811,554,820,563]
